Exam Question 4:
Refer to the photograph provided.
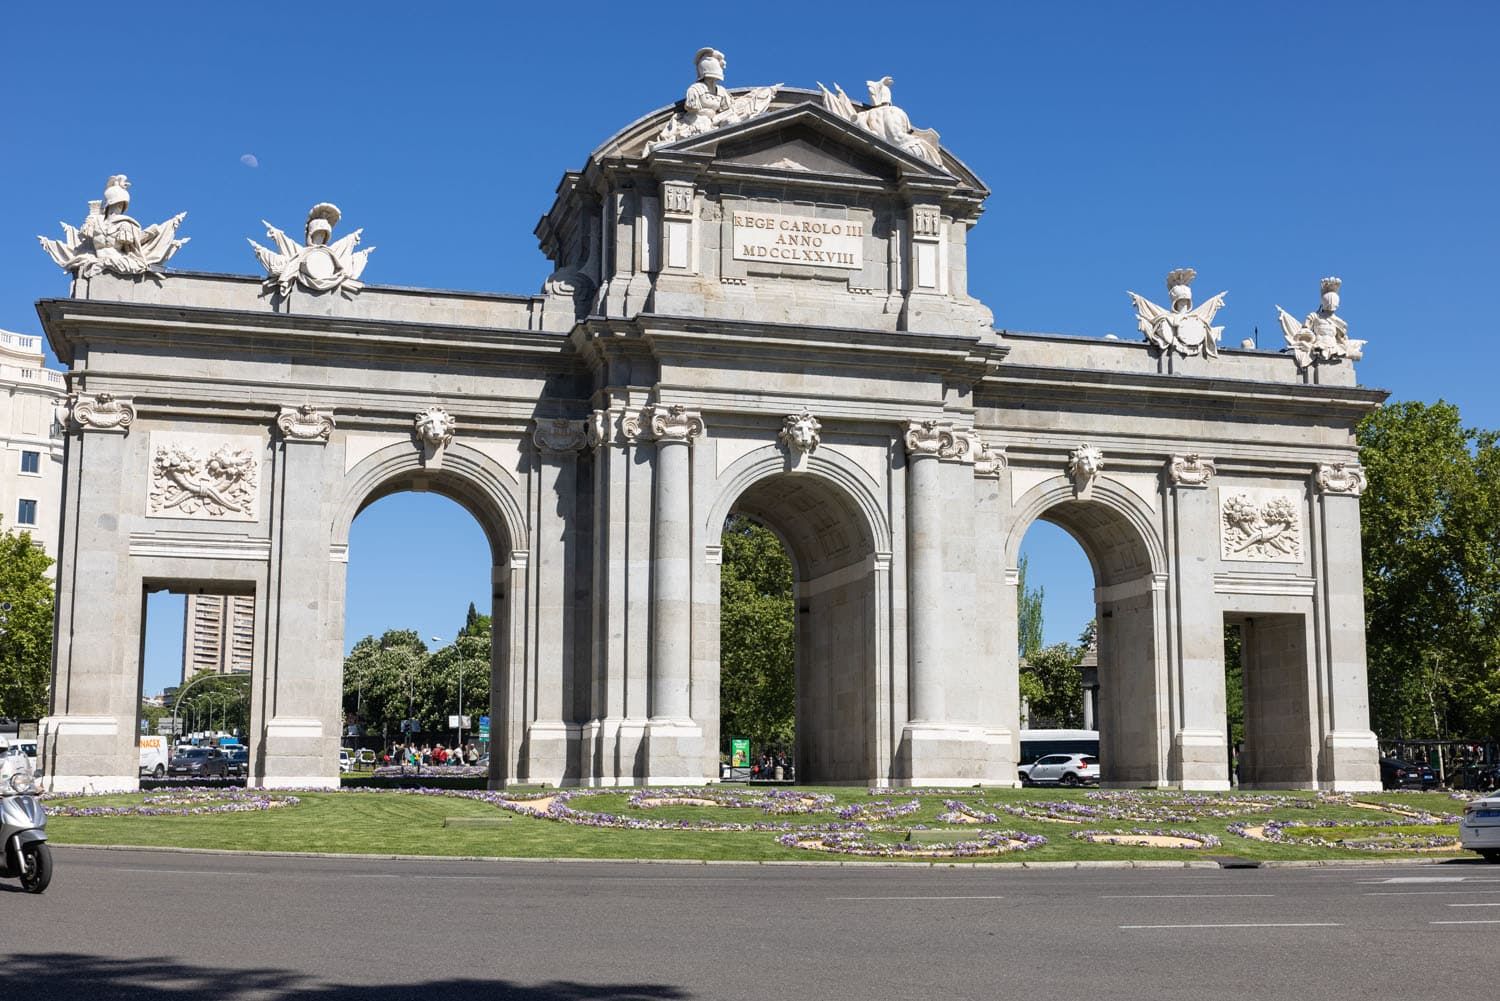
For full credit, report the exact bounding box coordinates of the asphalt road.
[4,848,1497,1001]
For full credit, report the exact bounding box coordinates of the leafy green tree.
[459,601,491,638]
[173,670,251,734]
[1358,401,1500,741]
[0,520,54,719]
[342,620,493,743]
[719,515,796,749]
[1021,641,1084,728]
[1017,555,1044,660]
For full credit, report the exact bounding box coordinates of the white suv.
[1019,753,1100,787]
[1460,791,1500,862]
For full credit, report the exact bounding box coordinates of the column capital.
[65,392,136,433]
[532,417,588,454]
[640,403,705,444]
[1166,453,1216,489]
[276,404,336,444]
[1315,460,1367,497]
[973,439,1007,478]
[903,419,971,460]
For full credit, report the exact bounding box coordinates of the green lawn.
[43,786,1477,864]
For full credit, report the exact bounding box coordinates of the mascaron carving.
[1067,445,1104,495]
[149,442,259,519]
[533,418,588,453]
[67,392,136,432]
[1315,461,1367,497]
[250,203,374,297]
[779,409,822,472]
[1167,453,1217,487]
[276,404,335,443]
[1220,488,1302,563]
[650,48,780,149]
[903,420,971,460]
[1128,268,1227,359]
[39,175,188,279]
[647,404,706,443]
[414,407,456,467]
[1277,277,1366,370]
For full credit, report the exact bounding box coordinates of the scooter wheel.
[19,842,52,894]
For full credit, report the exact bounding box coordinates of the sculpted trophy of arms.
[650,48,781,148]
[1276,277,1364,369]
[1128,268,1227,359]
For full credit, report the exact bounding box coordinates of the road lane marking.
[1365,890,1500,896]
[1447,902,1500,907]
[1430,919,1500,925]
[1362,877,1500,884]
[829,895,1006,901]
[1102,893,1274,899]
[1120,922,1341,930]
[118,868,257,876]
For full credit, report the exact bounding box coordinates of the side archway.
[1006,474,1170,787]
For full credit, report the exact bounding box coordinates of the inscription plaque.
[732,209,864,270]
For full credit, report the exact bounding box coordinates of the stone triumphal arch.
[36,50,1383,792]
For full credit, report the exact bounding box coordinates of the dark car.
[1380,756,1437,790]
[224,747,250,777]
[167,746,228,778]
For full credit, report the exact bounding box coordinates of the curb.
[52,842,1463,870]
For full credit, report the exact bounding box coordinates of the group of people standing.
[751,750,793,782]
[384,742,480,769]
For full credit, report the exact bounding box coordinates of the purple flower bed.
[1228,817,1460,850]
[45,788,299,817]
[1070,828,1222,849]
[780,829,1048,858]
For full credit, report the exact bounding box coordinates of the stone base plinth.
[260,717,339,789]
[894,724,1016,787]
[643,720,706,785]
[1320,730,1381,791]
[580,718,647,786]
[521,721,579,785]
[38,714,138,793]
[1171,728,1230,791]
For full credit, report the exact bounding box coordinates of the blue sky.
[3,3,1494,694]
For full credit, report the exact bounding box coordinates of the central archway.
[1007,479,1169,787]
[703,449,890,785]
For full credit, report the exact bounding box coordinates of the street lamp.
[432,636,464,752]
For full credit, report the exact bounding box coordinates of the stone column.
[642,404,705,783]
[1166,454,1229,791]
[259,406,338,789]
[523,418,587,783]
[904,421,947,723]
[41,393,140,792]
[1314,462,1381,791]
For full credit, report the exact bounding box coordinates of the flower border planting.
[779,829,1048,858]
[1071,828,1222,849]
[44,788,300,817]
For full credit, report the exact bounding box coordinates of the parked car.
[167,746,228,778]
[1380,757,1437,790]
[1019,753,1099,787]
[1460,790,1500,862]
[224,747,250,777]
[338,750,352,774]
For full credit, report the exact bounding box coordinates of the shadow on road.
[0,954,689,1001]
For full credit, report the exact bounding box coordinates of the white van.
[139,735,170,778]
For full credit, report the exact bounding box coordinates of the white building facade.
[0,329,65,565]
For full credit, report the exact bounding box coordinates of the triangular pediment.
[650,101,970,188]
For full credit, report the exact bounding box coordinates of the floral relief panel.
[146,431,264,522]
[1218,486,1303,564]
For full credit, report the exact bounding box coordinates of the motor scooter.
[0,744,50,893]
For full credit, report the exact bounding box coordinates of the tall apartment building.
[0,329,65,565]
[181,594,256,681]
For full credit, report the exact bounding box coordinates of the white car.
[1460,791,1500,862]
[338,749,353,773]
[1019,752,1100,787]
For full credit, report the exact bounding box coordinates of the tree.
[459,601,491,639]
[0,520,54,719]
[1358,401,1500,741]
[1021,642,1084,728]
[718,515,796,749]
[1017,555,1044,660]
[343,619,493,743]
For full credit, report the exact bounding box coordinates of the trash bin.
[773,765,784,780]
